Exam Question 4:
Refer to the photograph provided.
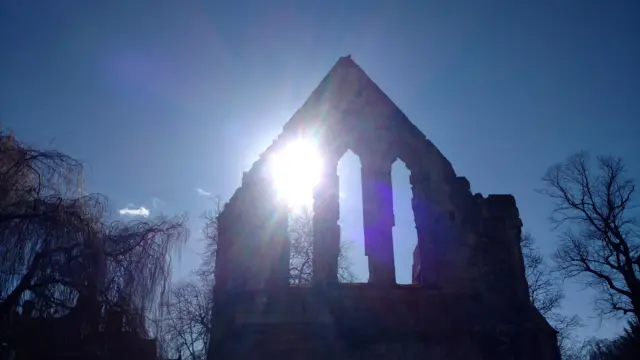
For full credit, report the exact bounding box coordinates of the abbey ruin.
[206,56,561,359]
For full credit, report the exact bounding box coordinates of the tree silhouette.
[577,320,640,359]
[0,129,188,358]
[540,152,640,321]
[288,208,355,284]
[521,233,582,357]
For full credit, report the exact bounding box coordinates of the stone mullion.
[267,209,290,288]
[312,160,340,286]
[361,159,395,285]
[410,171,434,287]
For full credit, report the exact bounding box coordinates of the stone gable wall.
[208,56,560,360]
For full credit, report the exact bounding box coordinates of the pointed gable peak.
[283,55,398,133]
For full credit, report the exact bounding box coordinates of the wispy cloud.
[151,197,164,208]
[119,206,150,217]
[196,188,211,197]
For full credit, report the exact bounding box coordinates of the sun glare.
[269,139,323,209]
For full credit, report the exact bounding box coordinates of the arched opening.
[287,207,314,285]
[391,159,418,284]
[337,150,367,283]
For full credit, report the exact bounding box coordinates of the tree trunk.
[0,253,42,317]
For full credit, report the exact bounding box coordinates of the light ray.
[269,139,323,210]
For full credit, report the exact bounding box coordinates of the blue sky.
[1,0,639,341]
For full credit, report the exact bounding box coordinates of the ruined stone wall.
[213,157,289,303]
[210,285,559,360]
[214,55,533,299]
[411,173,530,302]
[208,55,560,360]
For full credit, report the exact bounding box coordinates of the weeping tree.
[0,194,104,318]
[0,128,93,316]
[98,215,189,335]
[0,129,188,346]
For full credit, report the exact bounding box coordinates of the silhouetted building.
[207,56,560,359]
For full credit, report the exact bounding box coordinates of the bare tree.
[540,152,640,320]
[195,203,355,286]
[574,321,640,360]
[288,208,355,284]
[194,198,223,289]
[159,278,211,360]
[521,233,582,357]
[561,338,613,360]
[159,203,220,360]
[158,204,221,360]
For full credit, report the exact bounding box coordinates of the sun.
[269,139,323,209]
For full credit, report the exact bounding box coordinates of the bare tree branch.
[539,152,640,324]
[288,208,356,284]
[159,280,211,360]
[521,232,583,357]
[0,129,189,354]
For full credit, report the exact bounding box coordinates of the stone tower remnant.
[207,56,560,360]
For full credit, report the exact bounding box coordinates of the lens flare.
[269,139,323,209]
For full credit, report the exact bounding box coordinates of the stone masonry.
[206,56,561,360]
